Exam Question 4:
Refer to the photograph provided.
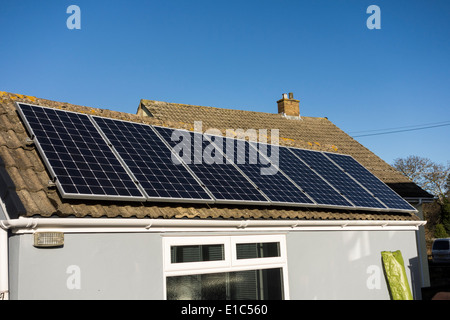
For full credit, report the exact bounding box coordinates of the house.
[0,91,433,300]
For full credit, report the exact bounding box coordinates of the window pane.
[236,242,280,259]
[171,244,224,263]
[166,268,283,300]
[433,240,450,250]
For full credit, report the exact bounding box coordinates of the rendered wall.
[286,230,421,299]
[9,232,164,300]
[8,229,421,300]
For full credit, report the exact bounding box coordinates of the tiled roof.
[0,91,429,221]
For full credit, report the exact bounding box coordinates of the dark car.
[432,238,450,263]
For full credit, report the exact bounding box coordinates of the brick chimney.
[277,92,300,118]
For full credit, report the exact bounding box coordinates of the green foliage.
[435,224,449,238]
[441,199,450,234]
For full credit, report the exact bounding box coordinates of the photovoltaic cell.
[325,153,416,211]
[92,117,214,202]
[154,126,269,204]
[289,148,386,209]
[277,146,354,207]
[215,137,314,205]
[17,103,145,200]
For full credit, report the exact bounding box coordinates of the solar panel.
[154,126,269,204]
[289,148,386,209]
[277,146,354,207]
[325,153,416,211]
[213,137,315,206]
[16,103,145,201]
[15,103,416,213]
[92,117,214,203]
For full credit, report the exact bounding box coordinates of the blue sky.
[1,0,449,166]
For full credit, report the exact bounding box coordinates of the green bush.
[442,200,450,234]
[434,223,449,238]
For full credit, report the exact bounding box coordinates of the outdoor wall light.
[33,232,64,248]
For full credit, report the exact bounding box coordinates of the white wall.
[8,229,421,300]
[286,230,420,299]
[9,233,164,300]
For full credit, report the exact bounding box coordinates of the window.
[171,244,224,263]
[163,235,288,300]
[236,242,280,259]
[166,268,283,300]
[433,240,450,250]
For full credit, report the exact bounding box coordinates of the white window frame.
[163,234,289,299]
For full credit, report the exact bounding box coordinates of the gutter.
[0,217,426,233]
[405,197,435,204]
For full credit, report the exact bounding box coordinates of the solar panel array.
[290,148,386,209]
[16,102,416,213]
[217,138,315,206]
[93,117,214,202]
[154,127,268,204]
[17,103,145,201]
[325,153,415,211]
[276,146,354,208]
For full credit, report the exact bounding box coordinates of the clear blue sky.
[1,0,449,166]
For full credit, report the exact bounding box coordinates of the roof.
[0,91,431,221]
